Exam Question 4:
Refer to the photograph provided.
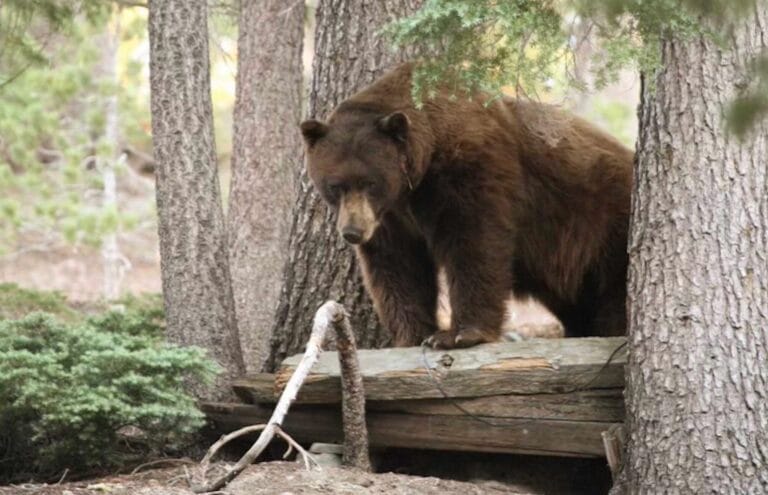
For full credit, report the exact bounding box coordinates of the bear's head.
[300,108,413,245]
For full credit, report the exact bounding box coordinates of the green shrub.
[0,283,78,322]
[87,294,165,339]
[0,283,167,327]
[0,310,218,481]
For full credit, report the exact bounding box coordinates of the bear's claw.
[425,328,489,350]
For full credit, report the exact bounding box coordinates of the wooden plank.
[368,389,625,422]
[202,402,619,458]
[233,373,316,404]
[232,373,276,404]
[233,383,624,422]
[235,337,626,403]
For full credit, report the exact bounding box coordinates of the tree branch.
[333,305,371,471]
[193,301,371,491]
[192,302,342,492]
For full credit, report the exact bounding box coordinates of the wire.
[418,338,628,429]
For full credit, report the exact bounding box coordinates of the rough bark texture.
[264,0,423,371]
[332,307,371,471]
[227,0,304,372]
[617,6,768,493]
[148,0,244,400]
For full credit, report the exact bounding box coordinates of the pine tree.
[148,0,244,399]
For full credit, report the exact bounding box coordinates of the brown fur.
[300,63,633,349]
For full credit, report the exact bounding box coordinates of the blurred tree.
[0,5,151,301]
[264,0,424,371]
[148,0,244,399]
[0,0,109,87]
[96,5,128,300]
[227,0,304,372]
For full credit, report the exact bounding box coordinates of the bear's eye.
[325,183,344,201]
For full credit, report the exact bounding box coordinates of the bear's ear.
[377,111,409,143]
[300,119,329,147]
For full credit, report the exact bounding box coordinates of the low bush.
[86,293,165,339]
[0,283,78,322]
[0,307,217,481]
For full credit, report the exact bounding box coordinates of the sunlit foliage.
[0,14,152,254]
[387,0,765,134]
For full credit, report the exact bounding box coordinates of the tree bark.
[331,304,371,471]
[227,0,304,372]
[264,0,423,371]
[617,6,768,493]
[148,0,244,399]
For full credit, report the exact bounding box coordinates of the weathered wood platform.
[203,337,627,458]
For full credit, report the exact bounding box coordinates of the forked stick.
[198,424,267,477]
[193,301,368,492]
[192,301,345,493]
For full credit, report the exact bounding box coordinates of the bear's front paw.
[425,327,491,350]
[424,330,456,349]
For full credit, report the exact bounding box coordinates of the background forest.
[1,0,765,493]
[1,5,238,298]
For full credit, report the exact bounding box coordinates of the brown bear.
[300,63,633,349]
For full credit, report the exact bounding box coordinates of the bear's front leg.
[355,219,439,347]
[428,214,511,349]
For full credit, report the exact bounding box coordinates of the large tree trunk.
[148,0,244,400]
[227,0,304,372]
[264,0,423,371]
[617,6,768,493]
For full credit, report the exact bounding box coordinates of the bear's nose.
[342,226,364,244]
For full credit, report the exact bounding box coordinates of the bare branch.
[332,306,371,471]
[275,426,318,471]
[198,424,268,478]
[194,301,372,490]
[130,458,196,475]
[192,302,340,492]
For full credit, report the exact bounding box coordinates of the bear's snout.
[337,190,380,245]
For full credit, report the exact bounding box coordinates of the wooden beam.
[202,402,619,458]
[234,337,627,403]
[232,373,275,403]
[368,388,625,422]
[233,384,623,422]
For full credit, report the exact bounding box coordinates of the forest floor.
[0,461,533,495]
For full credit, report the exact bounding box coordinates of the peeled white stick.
[193,301,342,493]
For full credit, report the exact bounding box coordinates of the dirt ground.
[0,461,532,495]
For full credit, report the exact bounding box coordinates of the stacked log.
[203,337,626,458]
